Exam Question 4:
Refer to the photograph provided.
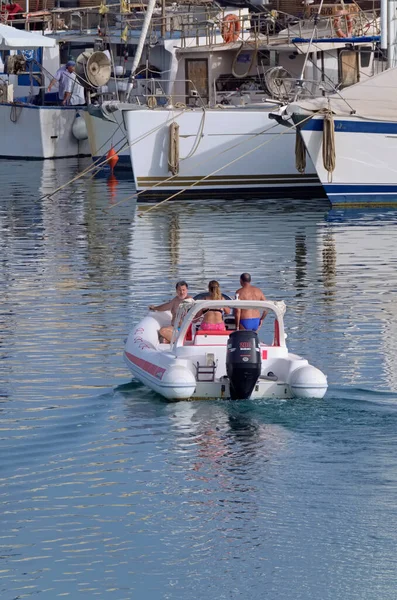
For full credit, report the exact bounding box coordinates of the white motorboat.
[124,299,327,401]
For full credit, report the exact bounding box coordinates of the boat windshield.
[171,300,286,347]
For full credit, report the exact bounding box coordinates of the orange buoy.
[106,146,119,174]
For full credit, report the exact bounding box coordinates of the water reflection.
[2,161,397,599]
[322,231,336,301]
[294,231,307,300]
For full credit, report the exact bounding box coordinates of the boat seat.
[194,330,231,346]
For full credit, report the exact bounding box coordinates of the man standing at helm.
[235,273,267,331]
[149,281,191,343]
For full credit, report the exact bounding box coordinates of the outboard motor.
[226,330,261,400]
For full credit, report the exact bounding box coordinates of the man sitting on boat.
[196,280,231,331]
[235,273,267,331]
[149,280,191,343]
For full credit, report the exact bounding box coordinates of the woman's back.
[200,281,230,331]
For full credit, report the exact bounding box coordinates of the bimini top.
[0,24,56,49]
[172,299,287,348]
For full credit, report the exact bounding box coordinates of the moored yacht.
[287,63,397,206]
[89,3,380,196]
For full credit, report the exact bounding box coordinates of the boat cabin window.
[60,43,92,65]
[215,74,264,93]
[359,49,372,69]
[215,74,266,104]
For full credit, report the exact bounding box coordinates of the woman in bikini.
[199,280,231,331]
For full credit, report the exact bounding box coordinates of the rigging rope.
[37,108,188,203]
[9,102,23,123]
[231,40,258,80]
[180,108,206,161]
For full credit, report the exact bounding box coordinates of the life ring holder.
[222,14,241,44]
[333,10,354,38]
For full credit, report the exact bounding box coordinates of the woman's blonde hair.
[208,280,222,300]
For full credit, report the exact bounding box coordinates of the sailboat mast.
[381,0,387,50]
[126,0,157,99]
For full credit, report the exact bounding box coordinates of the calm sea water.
[1,158,397,599]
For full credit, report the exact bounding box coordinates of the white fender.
[72,113,88,141]
[160,364,197,400]
[289,365,327,399]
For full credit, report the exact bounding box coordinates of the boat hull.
[84,109,130,170]
[121,106,324,198]
[0,104,90,159]
[300,116,397,206]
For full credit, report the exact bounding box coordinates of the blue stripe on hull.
[325,184,397,194]
[324,184,397,206]
[303,120,397,134]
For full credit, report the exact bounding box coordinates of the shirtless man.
[235,273,267,331]
[149,281,191,342]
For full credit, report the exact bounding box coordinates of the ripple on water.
[1,161,397,598]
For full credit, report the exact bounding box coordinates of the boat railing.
[212,75,338,106]
[1,4,379,44]
[112,71,356,109]
[176,7,380,49]
[124,73,334,108]
[125,78,207,109]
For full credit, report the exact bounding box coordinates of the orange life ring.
[333,11,354,38]
[222,14,241,43]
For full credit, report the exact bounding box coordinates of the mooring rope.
[295,129,306,174]
[322,110,336,180]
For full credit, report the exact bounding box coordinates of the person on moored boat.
[1,1,23,22]
[197,280,231,331]
[62,69,86,106]
[149,280,191,343]
[47,61,76,105]
[235,272,267,331]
